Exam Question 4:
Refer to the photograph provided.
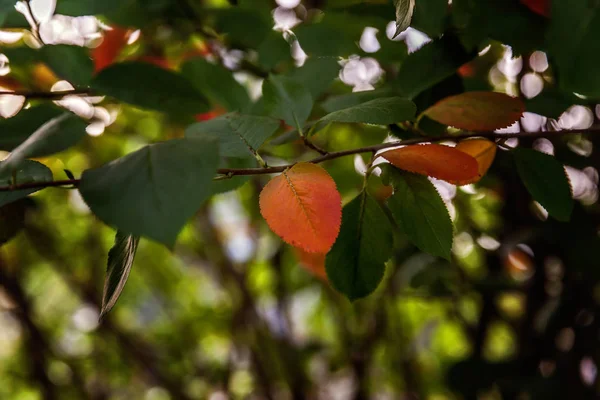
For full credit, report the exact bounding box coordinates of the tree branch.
[0,128,596,193]
[0,89,93,100]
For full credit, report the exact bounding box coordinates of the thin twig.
[24,0,45,45]
[0,128,597,193]
[0,89,93,100]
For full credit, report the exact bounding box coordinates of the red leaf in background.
[259,163,342,253]
[381,144,479,185]
[194,107,225,122]
[92,26,129,73]
[521,0,550,17]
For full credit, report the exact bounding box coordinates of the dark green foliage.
[181,58,251,112]
[386,168,453,260]
[0,113,86,174]
[513,148,574,221]
[263,75,313,127]
[92,62,209,116]
[326,192,393,300]
[0,160,52,207]
[185,113,279,159]
[79,138,219,247]
[320,97,417,125]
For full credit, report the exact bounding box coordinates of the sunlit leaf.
[260,162,342,253]
[0,160,53,207]
[100,230,139,319]
[92,62,209,116]
[455,139,497,184]
[79,138,219,247]
[326,191,392,300]
[294,247,327,280]
[513,147,573,221]
[380,144,479,185]
[263,75,313,127]
[393,0,416,37]
[386,168,453,260]
[185,113,279,159]
[423,92,525,131]
[0,113,86,175]
[320,97,416,125]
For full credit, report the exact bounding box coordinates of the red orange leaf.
[380,144,479,185]
[423,92,525,131]
[455,139,497,184]
[92,26,129,73]
[294,247,327,280]
[260,162,342,253]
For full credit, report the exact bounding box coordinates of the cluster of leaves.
[0,0,593,315]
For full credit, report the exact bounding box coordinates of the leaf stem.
[294,115,328,155]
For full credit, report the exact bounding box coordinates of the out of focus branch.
[0,89,93,99]
[0,257,59,400]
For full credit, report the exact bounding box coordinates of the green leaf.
[411,0,449,37]
[180,58,251,112]
[0,105,63,151]
[79,137,219,247]
[213,7,271,48]
[288,57,341,99]
[386,168,453,260]
[100,231,139,319]
[396,34,473,99]
[0,160,53,208]
[55,0,130,16]
[0,0,16,13]
[547,0,600,97]
[513,148,573,222]
[3,45,93,85]
[294,22,358,57]
[263,75,313,127]
[39,45,94,86]
[92,62,209,116]
[452,0,545,54]
[0,113,86,175]
[321,88,396,113]
[320,97,416,125]
[326,191,393,301]
[0,198,33,246]
[185,113,280,159]
[393,0,416,37]
[257,31,293,70]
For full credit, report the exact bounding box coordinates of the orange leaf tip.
[259,162,342,253]
[455,139,497,185]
